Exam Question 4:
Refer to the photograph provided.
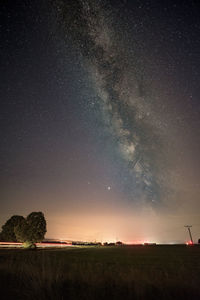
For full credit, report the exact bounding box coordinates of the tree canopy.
[0,215,25,242]
[0,212,47,245]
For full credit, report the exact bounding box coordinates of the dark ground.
[0,245,200,300]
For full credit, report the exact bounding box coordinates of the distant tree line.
[0,212,46,248]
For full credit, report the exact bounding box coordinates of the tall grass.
[0,246,200,299]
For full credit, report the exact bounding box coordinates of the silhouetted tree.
[15,212,47,248]
[0,215,25,242]
[26,211,47,243]
[1,212,47,248]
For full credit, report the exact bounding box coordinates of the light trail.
[0,242,73,248]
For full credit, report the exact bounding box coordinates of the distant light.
[186,241,194,246]
[107,186,111,190]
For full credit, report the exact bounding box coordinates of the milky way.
[55,0,171,206]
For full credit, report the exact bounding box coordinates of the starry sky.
[1,0,200,243]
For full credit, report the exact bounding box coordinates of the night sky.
[1,0,200,243]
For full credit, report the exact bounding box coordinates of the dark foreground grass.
[0,245,200,300]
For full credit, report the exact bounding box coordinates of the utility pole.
[184,225,193,244]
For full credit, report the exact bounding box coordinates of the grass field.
[0,245,200,299]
